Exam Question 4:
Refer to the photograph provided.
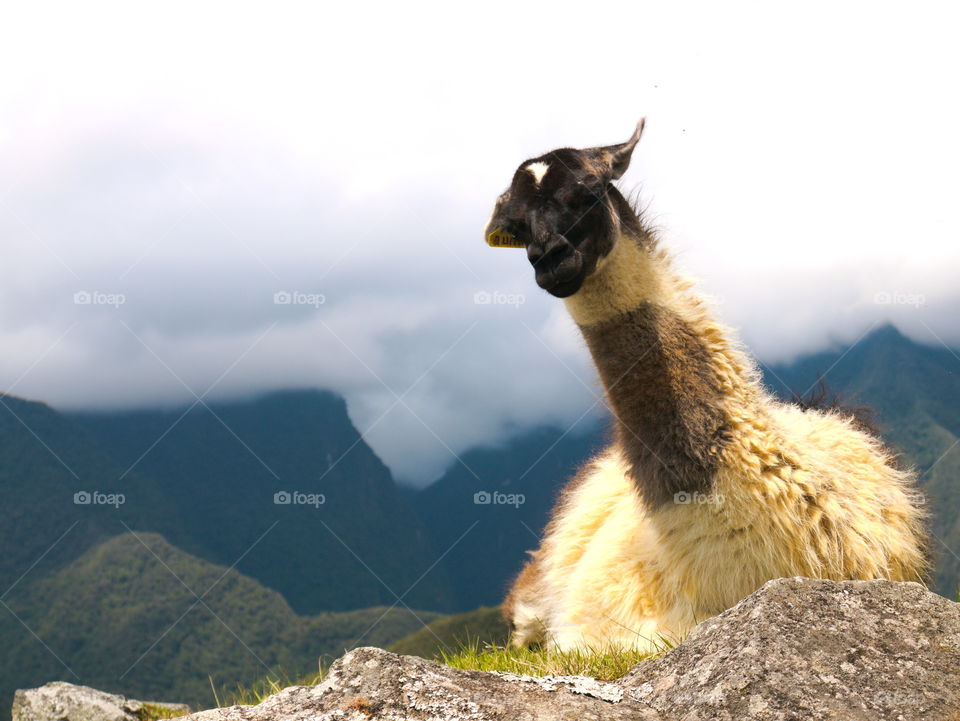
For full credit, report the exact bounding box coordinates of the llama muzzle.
[527,235,584,295]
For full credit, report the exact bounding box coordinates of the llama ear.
[592,118,645,180]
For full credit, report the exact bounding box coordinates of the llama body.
[487,121,929,651]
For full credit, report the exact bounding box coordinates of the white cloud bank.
[1,1,959,484]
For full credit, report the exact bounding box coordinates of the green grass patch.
[388,607,509,659]
[218,668,326,707]
[440,637,673,681]
[221,635,675,706]
[132,704,190,721]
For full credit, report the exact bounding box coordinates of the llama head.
[484,119,645,298]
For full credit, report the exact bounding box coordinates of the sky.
[2,1,959,485]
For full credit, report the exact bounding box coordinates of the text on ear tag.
[486,229,525,248]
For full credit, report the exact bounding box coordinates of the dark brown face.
[484,120,644,298]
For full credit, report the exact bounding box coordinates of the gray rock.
[622,577,960,720]
[45,578,959,721]
[12,682,190,721]
[182,648,659,720]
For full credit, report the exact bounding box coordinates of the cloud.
[1,1,959,485]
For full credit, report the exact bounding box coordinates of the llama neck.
[565,234,757,508]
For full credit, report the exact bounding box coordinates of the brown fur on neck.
[580,301,732,507]
[562,229,743,507]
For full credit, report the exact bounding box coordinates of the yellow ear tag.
[486,228,525,248]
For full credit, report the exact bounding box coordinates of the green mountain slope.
[0,392,184,601]
[70,390,453,613]
[387,607,509,659]
[0,392,447,718]
[0,532,439,716]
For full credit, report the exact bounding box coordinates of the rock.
[182,648,659,721]
[12,682,191,721]
[50,578,959,721]
[622,577,960,720]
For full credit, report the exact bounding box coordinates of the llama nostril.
[527,235,569,268]
[529,234,583,294]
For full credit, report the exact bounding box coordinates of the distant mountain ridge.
[0,390,448,719]
[0,392,184,598]
[69,389,452,613]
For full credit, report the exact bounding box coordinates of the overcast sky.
[2,2,959,485]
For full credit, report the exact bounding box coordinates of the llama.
[485,120,929,652]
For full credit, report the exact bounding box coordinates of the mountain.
[0,392,183,598]
[0,532,439,717]
[0,391,446,719]
[1,324,955,716]
[761,324,960,598]
[387,606,509,659]
[69,390,453,613]
[415,422,607,611]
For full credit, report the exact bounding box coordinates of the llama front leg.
[510,446,674,653]
[504,556,549,647]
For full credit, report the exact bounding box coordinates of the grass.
[221,637,674,706]
[439,637,674,681]
[218,669,326,707]
[133,704,191,721]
